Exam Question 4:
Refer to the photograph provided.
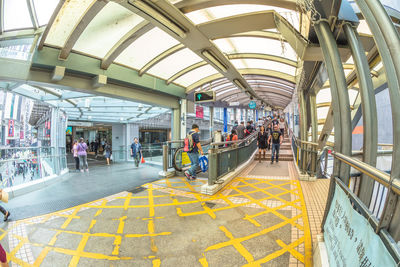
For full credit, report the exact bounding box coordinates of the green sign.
[249,101,256,109]
[194,91,215,103]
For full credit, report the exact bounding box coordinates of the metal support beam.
[59,0,108,60]
[26,0,39,29]
[209,106,214,138]
[356,0,400,239]
[38,0,65,50]
[310,93,318,177]
[172,108,180,141]
[343,23,378,207]
[0,0,4,34]
[314,20,351,182]
[101,21,154,70]
[139,43,185,76]
[299,91,308,173]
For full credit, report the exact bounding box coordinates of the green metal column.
[356,0,400,239]
[171,108,180,141]
[299,91,308,173]
[314,20,352,182]
[310,93,318,177]
[343,23,378,206]
[209,106,214,139]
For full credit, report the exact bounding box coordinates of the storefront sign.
[68,121,93,127]
[324,185,396,267]
[196,105,204,119]
[8,120,14,137]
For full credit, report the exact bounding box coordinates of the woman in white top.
[279,117,285,136]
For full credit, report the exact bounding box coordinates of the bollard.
[162,144,168,173]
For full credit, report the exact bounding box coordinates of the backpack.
[183,132,196,152]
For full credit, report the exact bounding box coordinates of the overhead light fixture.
[233,79,246,91]
[129,0,186,38]
[202,50,227,73]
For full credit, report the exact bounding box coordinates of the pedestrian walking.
[184,124,204,181]
[236,121,245,139]
[0,190,10,222]
[257,126,268,163]
[104,142,112,166]
[268,125,283,164]
[130,138,142,168]
[279,117,286,136]
[77,138,89,172]
[72,140,80,172]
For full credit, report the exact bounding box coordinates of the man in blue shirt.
[130,138,142,168]
[184,124,204,181]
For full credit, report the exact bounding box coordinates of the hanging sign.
[8,120,14,137]
[249,101,256,109]
[196,105,204,119]
[324,185,396,267]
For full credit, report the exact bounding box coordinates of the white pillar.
[180,99,187,139]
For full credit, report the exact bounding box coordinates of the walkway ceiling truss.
[4,0,396,112]
[34,0,316,109]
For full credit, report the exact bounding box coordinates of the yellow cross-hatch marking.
[2,177,312,267]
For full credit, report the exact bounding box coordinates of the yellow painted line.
[276,239,304,263]
[53,246,132,261]
[48,231,61,246]
[242,237,305,266]
[148,184,155,217]
[34,246,51,266]
[219,226,254,263]
[152,258,161,267]
[123,193,132,210]
[125,232,171,238]
[199,253,209,266]
[112,236,122,255]
[61,206,82,229]
[206,214,302,252]
[116,216,127,234]
[232,183,304,231]
[87,219,97,232]
[7,253,31,267]
[295,180,313,267]
[68,234,89,267]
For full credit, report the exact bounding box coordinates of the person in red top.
[226,129,238,147]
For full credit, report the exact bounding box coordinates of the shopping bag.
[141,157,145,164]
[110,154,113,161]
[199,155,208,172]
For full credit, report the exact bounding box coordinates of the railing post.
[208,148,218,185]
[162,144,168,173]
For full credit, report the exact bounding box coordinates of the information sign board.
[324,185,396,267]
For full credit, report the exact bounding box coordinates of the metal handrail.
[330,150,400,195]
[210,131,258,147]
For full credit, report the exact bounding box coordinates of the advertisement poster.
[196,105,204,119]
[8,120,14,137]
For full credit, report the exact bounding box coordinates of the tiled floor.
[299,179,330,243]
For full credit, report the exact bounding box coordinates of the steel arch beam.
[118,0,261,101]
[168,53,297,85]
[175,0,298,13]
[38,0,65,50]
[186,68,296,93]
[101,21,154,70]
[214,83,293,97]
[139,43,185,76]
[59,0,108,60]
[217,87,292,101]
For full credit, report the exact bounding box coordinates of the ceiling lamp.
[202,50,228,73]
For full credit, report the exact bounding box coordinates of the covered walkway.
[0,160,325,267]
